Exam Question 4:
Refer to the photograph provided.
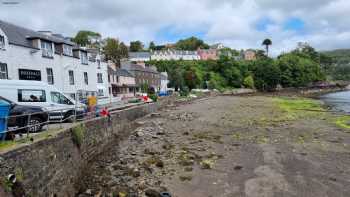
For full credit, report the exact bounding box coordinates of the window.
[97,59,101,69]
[18,89,46,102]
[97,89,104,97]
[0,63,8,79]
[108,75,110,83]
[63,44,73,56]
[0,35,5,49]
[69,70,74,85]
[41,40,53,58]
[97,73,103,83]
[83,72,88,85]
[80,51,88,64]
[46,68,54,84]
[51,92,73,105]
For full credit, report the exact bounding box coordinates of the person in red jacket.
[100,107,110,117]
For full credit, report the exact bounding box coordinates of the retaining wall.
[0,102,160,197]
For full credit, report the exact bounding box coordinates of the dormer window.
[41,40,53,58]
[0,35,5,49]
[63,44,73,56]
[80,51,88,65]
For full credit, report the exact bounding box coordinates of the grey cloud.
[0,0,349,53]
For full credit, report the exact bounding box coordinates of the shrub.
[71,124,85,148]
[149,94,158,102]
[180,87,190,97]
[243,75,255,89]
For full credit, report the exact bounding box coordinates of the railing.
[0,107,101,141]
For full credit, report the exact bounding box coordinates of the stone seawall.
[0,102,160,197]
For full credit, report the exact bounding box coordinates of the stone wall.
[0,102,159,197]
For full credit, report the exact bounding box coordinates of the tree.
[103,38,129,66]
[129,41,144,52]
[149,41,156,51]
[175,36,209,50]
[277,53,325,87]
[262,38,272,57]
[251,58,281,91]
[73,31,101,47]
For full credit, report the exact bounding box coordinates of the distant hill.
[322,49,350,80]
[322,49,350,65]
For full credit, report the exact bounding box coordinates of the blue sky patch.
[283,17,305,32]
[255,17,275,32]
[155,26,207,43]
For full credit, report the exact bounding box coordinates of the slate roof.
[129,64,159,74]
[0,20,75,49]
[129,52,151,59]
[115,69,134,77]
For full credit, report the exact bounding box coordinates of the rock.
[155,160,164,168]
[234,165,243,170]
[145,188,161,197]
[118,192,127,197]
[150,113,161,117]
[200,159,214,169]
[85,189,92,195]
[136,131,144,137]
[128,167,141,177]
[156,129,165,135]
[179,175,193,182]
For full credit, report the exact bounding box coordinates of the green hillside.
[322,49,350,80]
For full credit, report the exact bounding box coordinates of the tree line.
[149,44,326,92]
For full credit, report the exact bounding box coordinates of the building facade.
[0,20,109,103]
[160,72,169,94]
[151,49,200,61]
[122,62,161,92]
[197,49,218,60]
[244,50,256,61]
[108,63,137,101]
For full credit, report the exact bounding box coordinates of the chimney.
[38,31,53,36]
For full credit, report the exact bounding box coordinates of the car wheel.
[27,117,43,133]
[65,111,75,123]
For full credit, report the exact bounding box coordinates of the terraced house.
[0,20,109,103]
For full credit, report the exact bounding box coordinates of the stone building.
[121,62,160,92]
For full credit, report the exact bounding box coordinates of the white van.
[0,80,86,122]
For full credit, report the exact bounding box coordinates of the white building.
[160,72,169,94]
[151,49,200,61]
[0,20,109,103]
[129,52,151,62]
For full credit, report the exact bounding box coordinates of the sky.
[0,0,349,56]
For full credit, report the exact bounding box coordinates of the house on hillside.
[197,49,218,60]
[0,20,109,102]
[151,49,200,61]
[129,51,151,63]
[210,43,224,50]
[244,50,256,61]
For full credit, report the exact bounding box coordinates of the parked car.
[0,96,49,139]
[0,80,86,122]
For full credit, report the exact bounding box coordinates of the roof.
[129,52,151,59]
[115,69,134,77]
[129,64,159,74]
[152,50,198,56]
[0,20,75,49]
